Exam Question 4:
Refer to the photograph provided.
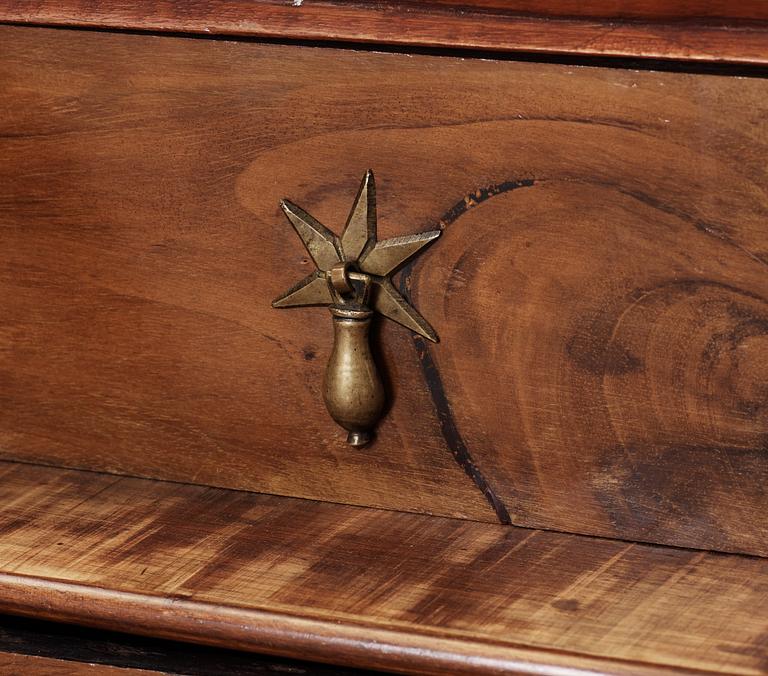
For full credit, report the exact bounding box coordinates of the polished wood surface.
[0,461,766,675]
[2,26,768,555]
[3,0,768,65]
[0,614,378,675]
[0,654,162,675]
[397,0,768,20]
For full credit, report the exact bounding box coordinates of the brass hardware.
[329,262,355,297]
[272,170,440,446]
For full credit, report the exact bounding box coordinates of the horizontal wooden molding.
[2,0,768,64]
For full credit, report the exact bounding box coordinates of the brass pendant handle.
[272,170,440,446]
[325,307,385,447]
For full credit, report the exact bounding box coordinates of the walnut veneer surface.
[2,26,768,555]
[1,4,767,675]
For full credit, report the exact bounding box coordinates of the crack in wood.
[398,179,536,525]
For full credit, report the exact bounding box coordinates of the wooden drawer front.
[1,26,767,555]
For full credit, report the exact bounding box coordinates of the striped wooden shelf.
[0,461,765,674]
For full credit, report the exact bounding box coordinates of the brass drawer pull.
[273,170,440,446]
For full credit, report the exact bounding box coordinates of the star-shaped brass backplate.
[272,170,440,342]
[271,170,441,446]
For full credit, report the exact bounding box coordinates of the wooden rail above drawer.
[0,460,766,675]
[3,0,768,64]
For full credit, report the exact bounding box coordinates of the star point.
[341,169,376,262]
[273,170,440,341]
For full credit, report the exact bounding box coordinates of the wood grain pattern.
[0,461,767,675]
[3,0,768,65]
[0,32,496,524]
[395,0,768,20]
[0,614,380,675]
[0,654,163,675]
[2,27,768,554]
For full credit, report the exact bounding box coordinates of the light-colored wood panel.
[0,462,766,675]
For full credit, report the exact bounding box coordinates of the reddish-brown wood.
[397,0,768,20]
[0,614,373,675]
[2,0,768,65]
[0,461,767,675]
[0,653,162,675]
[2,26,768,556]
